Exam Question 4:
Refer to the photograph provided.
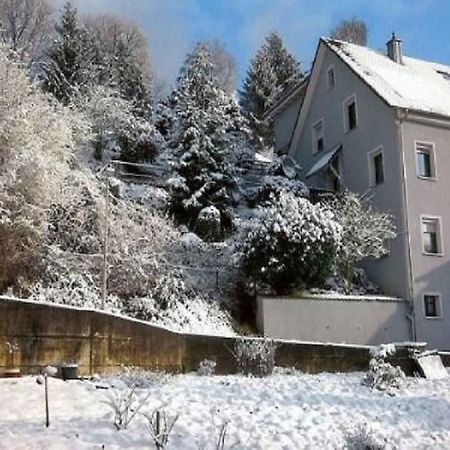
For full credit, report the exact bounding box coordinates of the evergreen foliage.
[113,39,152,117]
[41,1,97,104]
[165,42,251,239]
[240,32,303,119]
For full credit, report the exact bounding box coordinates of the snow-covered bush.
[31,166,190,314]
[240,191,342,294]
[247,174,308,207]
[195,206,222,241]
[325,192,396,288]
[106,386,150,430]
[73,85,157,163]
[363,344,405,393]
[143,410,179,450]
[343,423,391,450]
[197,359,217,376]
[0,44,81,293]
[116,367,173,389]
[232,338,277,377]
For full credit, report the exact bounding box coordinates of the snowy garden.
[2,366,450,449]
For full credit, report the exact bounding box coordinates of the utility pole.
[97,160,156,310]
[101,165,113,310]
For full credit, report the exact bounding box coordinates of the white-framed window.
[368,147,385,186]
[415,142,436,179]
[327,66,336,90]
[421,216,443,255]
[343,94,358,132]
[312,119,324,153]
[423,293,442,319]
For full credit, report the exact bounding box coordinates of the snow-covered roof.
[324,38,450,118]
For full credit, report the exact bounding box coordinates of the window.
[423,294,442,318]
[416,142,436,179]
[312,120,324,153]
[421,217,442,255]
[368,147,384,186]
[327,66,335,89]
[344,95,358,132]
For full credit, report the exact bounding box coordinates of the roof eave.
[263,76,309,120]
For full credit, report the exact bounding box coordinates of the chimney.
[386,32,403,64]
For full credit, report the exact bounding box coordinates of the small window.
[368,147,384,186]
[312,120,324,153]
[423,294,442,318]
[416,143,436,179]
[422,217,442,255]
[344,95,358,132]
[327,66,335,89]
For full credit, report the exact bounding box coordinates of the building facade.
[273,35,450,349]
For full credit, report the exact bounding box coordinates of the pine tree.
[41,1,98,104]
[165,43,251,239]
[114,39,152,117]
[240,32,303,119]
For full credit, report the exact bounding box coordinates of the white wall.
[257,295,411,346]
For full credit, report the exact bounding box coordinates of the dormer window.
[344,95,358,132]
[312,119,324,153]
[327,66,335,89]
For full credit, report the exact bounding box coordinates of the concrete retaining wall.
[0,296,406,376]
[257,294,411,346]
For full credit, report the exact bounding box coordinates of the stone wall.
[0,296,414,376]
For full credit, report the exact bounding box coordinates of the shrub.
[197,359,217,376]
[325,192,396,288]
[231,338,277,377]
[143,410,179,450]
[247,175,308,207]
[116,367,173,389]
[195,205,222,241]
[343,423,390,450]
[105,386,150,430]
[363,344,405,393]
[240,191,341,294]
[0,219,44,294]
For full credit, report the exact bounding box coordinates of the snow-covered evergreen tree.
[240,32,303,119]
[164,42,252,239]
[41,1,98,104]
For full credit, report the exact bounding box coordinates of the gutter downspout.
[396,108,417,342]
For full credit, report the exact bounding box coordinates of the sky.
[52,0,450,90]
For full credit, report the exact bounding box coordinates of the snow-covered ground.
[1,370,450,449]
